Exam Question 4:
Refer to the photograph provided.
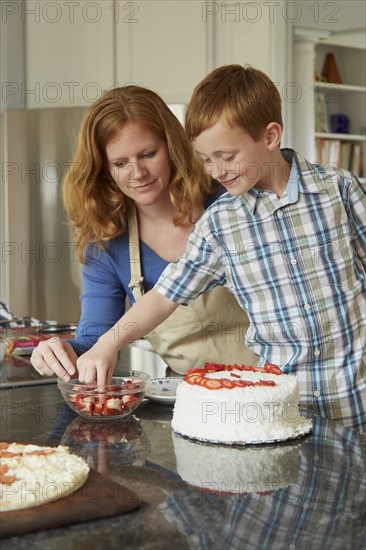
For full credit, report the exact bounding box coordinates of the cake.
[173,433,299,494]
[171,362,312,444]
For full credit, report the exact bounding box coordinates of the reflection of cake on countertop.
[173,433,299,494]
[172,363,312,444]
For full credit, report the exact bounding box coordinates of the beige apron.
[128,208,259,374]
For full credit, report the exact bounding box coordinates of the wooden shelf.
[315,132,366,141]
[314,82,366,93]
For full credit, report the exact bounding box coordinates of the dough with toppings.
[0,442,89,512]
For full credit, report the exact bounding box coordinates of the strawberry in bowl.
[58,371,150,421]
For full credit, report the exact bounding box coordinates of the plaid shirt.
[155,150,366,432]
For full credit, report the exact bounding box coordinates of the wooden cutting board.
[0,468,141,539]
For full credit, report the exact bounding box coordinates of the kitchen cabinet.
[19,1,287,107]
[115,0,211,103]
[24,0,115,108]
[115,1,287,105]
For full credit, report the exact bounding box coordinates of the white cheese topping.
[0,443,90,512]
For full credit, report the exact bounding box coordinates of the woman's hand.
[31,338,78,382]
[76,338,119,387]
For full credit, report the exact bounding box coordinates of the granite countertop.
[1,383,365,549]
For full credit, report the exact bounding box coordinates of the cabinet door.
[213,3,271,73]
[212,5,290,145]
[115,0,212,103]
[25,1,114,107]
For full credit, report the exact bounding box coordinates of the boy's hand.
[31,338,78,382]
[74,290,178,387]
[76,339,118,387]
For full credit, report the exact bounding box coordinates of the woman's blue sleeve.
[71,242,128,355]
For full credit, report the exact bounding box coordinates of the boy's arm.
[77,289,178,386]
[76,289,178,385]
[97,288,178,348]
[344,175,366,269]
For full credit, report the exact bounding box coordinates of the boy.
[39,65,366,432]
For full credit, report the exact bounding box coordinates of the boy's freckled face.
[193,117,272,195]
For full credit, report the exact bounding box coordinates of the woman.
[31,85,258,382]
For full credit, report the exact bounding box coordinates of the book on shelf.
[352,144,361,178]
[316,138,365,178]
[314,91,331,133]
[340,142,352,171]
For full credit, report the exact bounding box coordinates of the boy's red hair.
[185,64,283,142]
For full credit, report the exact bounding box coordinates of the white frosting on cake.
[173,433,299,493]
[172,366,312,444]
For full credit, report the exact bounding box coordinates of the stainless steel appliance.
[2,107,87,321]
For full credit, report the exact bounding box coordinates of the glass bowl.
[57,371,150,421]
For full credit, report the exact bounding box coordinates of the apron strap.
[127,205,145,302]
